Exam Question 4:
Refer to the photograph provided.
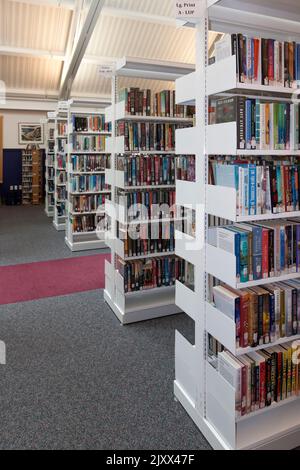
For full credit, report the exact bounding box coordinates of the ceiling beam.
[0,45,65,61]
[59,0,105,100]
[59,0,85,86]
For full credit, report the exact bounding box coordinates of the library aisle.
[0,205,209,449]
[0,212,208,450]
[2,0,300,454]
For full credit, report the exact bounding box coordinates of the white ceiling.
[0,0,220,105]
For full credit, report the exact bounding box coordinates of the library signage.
[98,64,116,78]
[175,1,201,20]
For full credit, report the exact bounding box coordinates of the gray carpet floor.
[0,205,109,266]
[0,291,210,450]
[0,205,210,450]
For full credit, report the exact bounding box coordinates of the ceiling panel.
[0,54,62,91]
[86,15,196,63]
[0,0,72,52]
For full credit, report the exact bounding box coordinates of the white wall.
[0,110,47,149]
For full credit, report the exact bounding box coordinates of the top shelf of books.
[208,55,300,98]
[105,89,194,124]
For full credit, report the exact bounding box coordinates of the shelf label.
[175,1,201,20]
[47,112,56,119]
[98,64,116,78]
[58,100,69,111]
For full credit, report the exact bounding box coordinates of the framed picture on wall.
[18,123,44,145]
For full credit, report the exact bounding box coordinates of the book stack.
[120,221,175,258]
[72,134,108,152]
[73,194,107,213]
[71,154,109,172]
[218,344,300,418]
[57,121,67,136]
[209,220,300,283]
[70,174,107,193]
[47,167,55,179]
[119,87,195,118]
[213,281,300,349]
[57,186,67,201]
[72,214,105,233]
[118,189,176,220]
[57,201,66,216]
[22,150,32,205]
[66,111,112,249]
[210,157,300,216]
[117,155,175,187]
[57,137,67,153]
[215,34,300,88]
[215,96,300,151]
[176,156,196,182]
[116,255,186,293]
[72,115,111,133]
[118,121,188,152]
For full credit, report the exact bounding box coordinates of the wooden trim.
[0,116,3,184]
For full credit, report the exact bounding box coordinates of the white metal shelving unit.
[53,104,68,232]
[174,0,300,451]
[65,107,111,252]
[45,113,55,217]
[104,57,194,324]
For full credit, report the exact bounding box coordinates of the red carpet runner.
[0,254,110,305]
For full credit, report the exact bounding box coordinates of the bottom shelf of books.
[206,348,300,450]
[104,258,187,324]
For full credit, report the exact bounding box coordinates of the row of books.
[49,128,54,140]
[72,135,108,152]
[57,122,67,136]
[47,153,54,166]
[116,155,175,187]
[57,155,66,169]
[213,280,300,350]
[72,214,105,233]
[47,167,54,179]
[215,34,300,88]
[47,181,54,192]
[210,158,300,216]
[71,155,109,173]
[118,190,176,219]
[218,344,300,418]
[176,156,196,182]
[56,202,66,217]
[118,122,188,152]
[57,187,67,201]
[208,220,300,283]
[119,87,195,118]
[48,141,54,152]
[72,115,111,133]
[70,175,107,193]
[121,224,175,258]
[57,138,67,153]
[215,96,300,151]
[72,194,107,213]
[47,193,54,206]
[57,172,66,184]
[116,255,186,293]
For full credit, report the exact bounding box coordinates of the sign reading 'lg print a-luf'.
[175,1,201,20]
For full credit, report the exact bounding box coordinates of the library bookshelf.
[64,106,111,252]
[174,0,300,451]
[103,57,194,324]
[53,105,68,232]
[45,113,55,217]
